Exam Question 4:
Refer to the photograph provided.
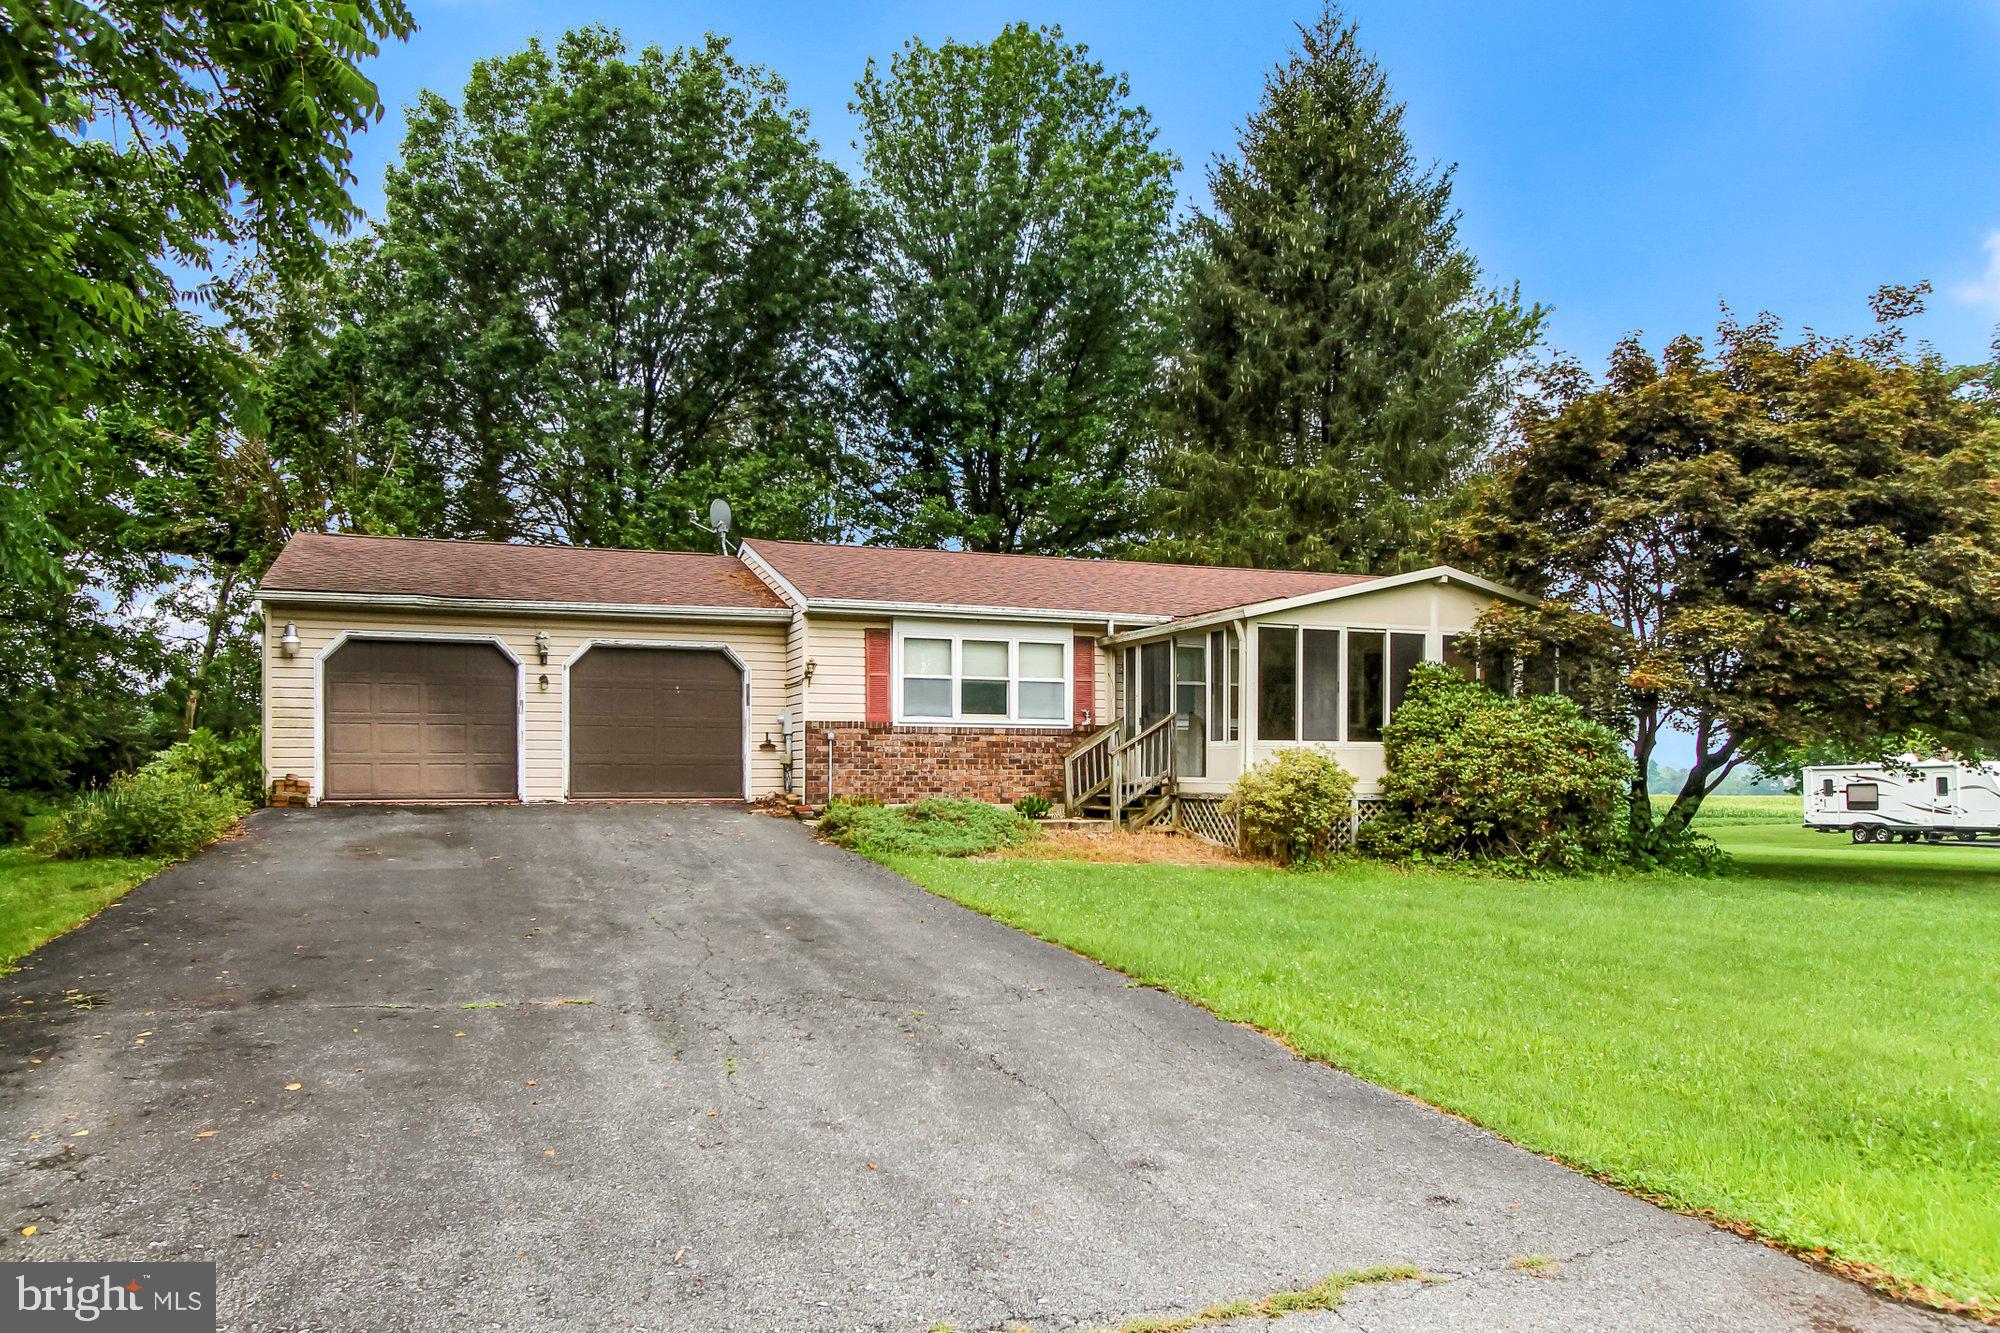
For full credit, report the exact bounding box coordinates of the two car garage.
[321,638,747,802]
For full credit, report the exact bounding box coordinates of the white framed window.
[893,620,1073,727]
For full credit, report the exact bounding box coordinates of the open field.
[882,820,2000,1316]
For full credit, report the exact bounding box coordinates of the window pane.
[1019,681,1063,720]
[1227,635,1241,741]
[905,638,951,677]
[1388,632,1426,719]
[1257,627,1297,741]
[962,640,1008,678]
[1846,783,1879,812]
[961,678,1007,716]
[1302,629,1340,741]
[1444,633,1477,681]
[1123,647,1137,726]
[1347,631,1385,742]
[904,677,951,717]
[1018,642,1064,679]
[1208,632,1225,741]
[1140,642,1172,724]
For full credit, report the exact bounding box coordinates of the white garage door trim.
[312,629,527,804]
[561,639,753,801]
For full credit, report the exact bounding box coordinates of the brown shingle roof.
[259,534,787,611]
[745,538,1375,619]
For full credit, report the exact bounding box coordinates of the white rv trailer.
[1802,758,2000,844]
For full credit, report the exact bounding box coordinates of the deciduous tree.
[347,27,866,549]
[1451,291,2000,852]
[850,23,1178,553]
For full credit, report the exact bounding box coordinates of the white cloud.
[1952,230,2000,309]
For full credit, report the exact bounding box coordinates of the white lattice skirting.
[1175,795,1390,853]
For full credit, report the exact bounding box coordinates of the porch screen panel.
[1227,634,1241,741]
[1347,630,1386,741]
[1208,631,1226,742]
[1257,627,1297,741]
[1302,629,1341,741]
[1387,632,1426,719]
[1140,641,1172,726]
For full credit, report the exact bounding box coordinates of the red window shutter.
[1073,637,1096,728]
[865,628,891,724]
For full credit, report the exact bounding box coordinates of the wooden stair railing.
[1107,714,1175,828]
[1061,721,1123,815]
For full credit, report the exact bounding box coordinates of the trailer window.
[1937,775,1951,797]
[1820,778,1835,797]
[1845,783,1879,812]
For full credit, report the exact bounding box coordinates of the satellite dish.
[708,498,733,537]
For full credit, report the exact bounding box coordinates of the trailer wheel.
[1851,827,1871,845]
[1876,826,1897,845]
[1960,832,1979,842]
[1900,832,1920,844]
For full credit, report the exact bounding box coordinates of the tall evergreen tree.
[850,23,1178,553]
[1148,6,1540,573]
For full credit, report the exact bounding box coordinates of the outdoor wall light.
[538,673,550,693]
[280,623,301,657]
[535,630,550,665]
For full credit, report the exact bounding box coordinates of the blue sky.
[351,0,2000,370]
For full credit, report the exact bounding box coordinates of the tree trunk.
[1648,740,1742,849]
[1626,704,1660,844]
[181,566,240,739]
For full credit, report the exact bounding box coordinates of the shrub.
[1012,795,1053,821]
[1359,664,1631,870]
[0,790,34,846]
[819,798,1036,858]
[142,727,264,805]
[38,771,249,861]
[1228,748,1357,864]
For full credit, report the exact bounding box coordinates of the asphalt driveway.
[0,805,1961,1331]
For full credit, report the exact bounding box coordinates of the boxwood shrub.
[1360,664,1631,870]
[1229,748,1358,864]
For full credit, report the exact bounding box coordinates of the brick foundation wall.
[804,722,1084,806]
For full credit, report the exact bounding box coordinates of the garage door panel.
[324,640,517,800]
[569,647,742,799]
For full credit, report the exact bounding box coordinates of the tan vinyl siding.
[262,605,788,802]
[802,615,881,721]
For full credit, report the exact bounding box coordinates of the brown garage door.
[324,640,518,800]
[568,647,743,799]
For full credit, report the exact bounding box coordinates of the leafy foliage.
[142,728,264,806]
[0,792,34,847]
[850,23,1178,553]
[38,771,248,861]
[0,0,414,590]
[1012,795,1053,821]
[341,27,866,548]
[1359,666,1632,869]
[1148,6,1540,573]
[1450,291,2000,851]
[819,798,1036,858]
[1228,748,1358,864]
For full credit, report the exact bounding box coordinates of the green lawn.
[0,822,164,973]
[880,821,2000,1315]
